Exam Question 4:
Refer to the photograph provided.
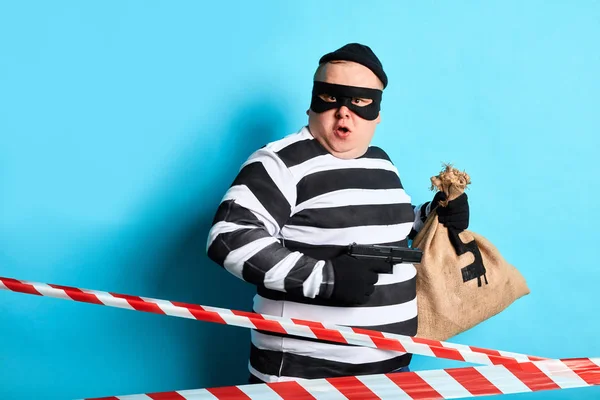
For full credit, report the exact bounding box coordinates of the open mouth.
[335,126,351,137]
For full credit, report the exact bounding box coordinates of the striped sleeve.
[206,147,333,299]
[408,200,434,239]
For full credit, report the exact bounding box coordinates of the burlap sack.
[413,164,530,341]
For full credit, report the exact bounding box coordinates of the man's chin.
[328,144,365,160]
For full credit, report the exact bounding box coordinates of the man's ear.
[306,109,310,116]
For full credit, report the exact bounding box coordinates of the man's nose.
[335,105,351,118]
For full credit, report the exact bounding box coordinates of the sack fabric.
[412,165,530,341]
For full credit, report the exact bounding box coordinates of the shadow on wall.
[0,93,294,400]
[118,95,289,389]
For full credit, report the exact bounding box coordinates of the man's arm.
[206,147,333,299]
[408,200,434,240]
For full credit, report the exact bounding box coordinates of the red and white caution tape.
[0,276,544,369]
[2,276,598,399]
[84,357,600,400]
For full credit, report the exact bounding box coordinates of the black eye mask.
[310,81,382,121]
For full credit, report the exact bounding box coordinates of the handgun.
[347,242,423,270]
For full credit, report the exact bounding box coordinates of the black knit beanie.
[318,43,388,89]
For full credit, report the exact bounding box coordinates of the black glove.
[432,191,470,231]
[329,254,391,305]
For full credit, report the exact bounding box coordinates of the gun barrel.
[347,243,423,264]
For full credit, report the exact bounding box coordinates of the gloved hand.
[328,254,391,305]
[432,191,470,231]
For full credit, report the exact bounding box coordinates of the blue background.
[1,1,599,399]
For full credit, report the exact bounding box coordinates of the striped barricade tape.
[2,276,598,399]
[84,357,600,400]
[0,276,544,369]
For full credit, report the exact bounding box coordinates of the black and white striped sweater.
[207,126,431,382]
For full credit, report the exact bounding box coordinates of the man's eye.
[352,98,373,106]
[319,94,336,102]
